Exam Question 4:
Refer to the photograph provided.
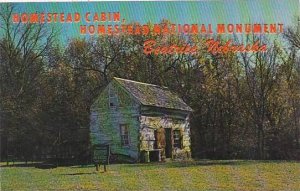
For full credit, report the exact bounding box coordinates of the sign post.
[93,144,110,172]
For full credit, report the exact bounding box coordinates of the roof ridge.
[113,77,168,89]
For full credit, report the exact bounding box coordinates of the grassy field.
[1,160,299,191]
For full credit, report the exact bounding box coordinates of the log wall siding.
[139,114,191,159]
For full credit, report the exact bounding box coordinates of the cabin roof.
[113,77,193,112]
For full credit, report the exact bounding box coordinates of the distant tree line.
[0,5,299,163]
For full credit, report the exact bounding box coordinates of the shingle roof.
[113,77,192,112]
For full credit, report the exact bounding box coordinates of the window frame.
[173,129,182,149]
[108,85,118,109]
[120,124,130,147]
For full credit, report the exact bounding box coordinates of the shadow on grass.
[2,160,297,169]
[0,162,43,168]
[60,172,96,176]
[70,165,95,168]
[124,159,298,168]
[1,162,92,168]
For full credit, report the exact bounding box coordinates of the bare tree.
[0,4,56,161]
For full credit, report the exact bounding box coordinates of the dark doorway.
[165,128,172,158]
[149,150,159,162]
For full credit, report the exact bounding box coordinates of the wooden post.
[95,163,99,171]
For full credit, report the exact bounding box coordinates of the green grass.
[1,160,299,191]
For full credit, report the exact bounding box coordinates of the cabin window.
[109,92,118,108]
[109,85,118,108]
[173,130,182,149]
[120,124,130,146]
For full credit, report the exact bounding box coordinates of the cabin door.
[165,128,172,158]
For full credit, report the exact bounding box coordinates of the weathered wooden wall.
[90,81,140,161]
[90,80,192,162]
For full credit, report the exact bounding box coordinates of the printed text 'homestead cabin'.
[90,77,193,162]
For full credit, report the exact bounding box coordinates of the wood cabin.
[89,77,193,162]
